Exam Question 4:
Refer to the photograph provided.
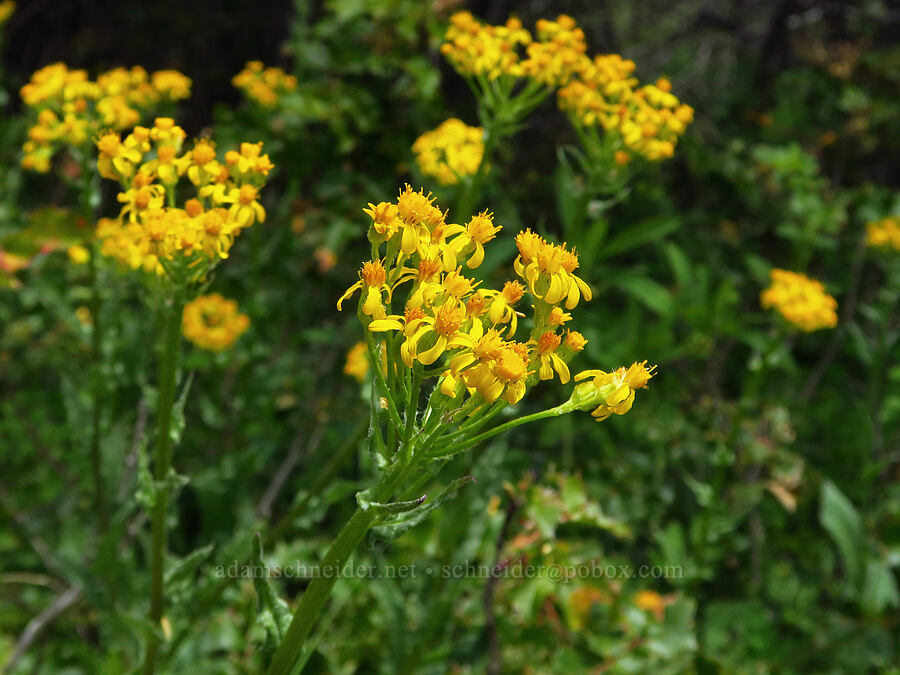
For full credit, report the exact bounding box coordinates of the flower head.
[413,118,484,185]
[760,269,838,332]
[568,362,656,421]
[866,216,900,252]
[182,293,250,351]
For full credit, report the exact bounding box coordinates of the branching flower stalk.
[266,187,656,674]
[435,13,589,219]
[94,118,271,674]
[18,63,192,532]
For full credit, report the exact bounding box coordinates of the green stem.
[143,293,185,675]
[431,405,566,458]
[77,157,108,534]
[267,438,419,675]
[88,240,108,532]
[265,507,378,675]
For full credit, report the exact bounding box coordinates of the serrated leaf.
[369,476,475,542]
[250,534,291,641]
[170,372,194,445]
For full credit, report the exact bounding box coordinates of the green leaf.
[355,490,427,514]
[860,558,900,615]
[164,543,215,587]
[615,276,674,317]
[820,480,865,587]
[369,476,475,542]
[596,216,679,260]
[115,609,165,643]
[663,242,691,288]
[250,534,292,647]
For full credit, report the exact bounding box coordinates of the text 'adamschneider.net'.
[214,560,684,582]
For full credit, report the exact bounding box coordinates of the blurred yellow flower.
[343,342,370,382]
[232,61,297,108]
[67,245,90,265]
[0,1,15,26]
[20,63,192,173]
[634,589,668,620]
[412,118,484,185]
[760,269,838,332]
[182,293,249,351]
[865,216,900,252]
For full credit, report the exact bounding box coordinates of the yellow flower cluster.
[441,11,588,88]
[232,61,297,107]
[440,12,532,80]
[20,63,191,172]
[0,1,14,26]
[760,269,838,332]
[182,293,250,351]
[412,118,484,185]
[95,117,272,279]
[339,186,593,407]
[521,15,588,87]
[865,216,900,251]
[558,59,694,161]
[440,11,692,162]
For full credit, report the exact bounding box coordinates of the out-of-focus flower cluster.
[20,63,191,172]
[558,58,694,161]
[760,269,838,332]
[412,118,484,185]
[182,293,250,351]
[95,117,272,280]
[440,12,587,88]
[232,61,297,108]
[440,12,532,81]
[440,11,692,163]
[521,15,588,87]
[441,12,587,87]
[338,185,632,416]
[0,1,14,26]
[865,216,900,252]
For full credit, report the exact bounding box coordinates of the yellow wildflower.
[0,1,15,25]
[445,210,501,268]
[514,229,591,309]
[337,260,392,320]
[865,216,900,251]
[412,118,484,185]
[521,15,589,87]
[344,342,370,382]
[440,12,532,81]
[182,293,250,351]
[569,361,656,421]
[760,269,838,332]
[533,330,569,383]
[233,61,297,107]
